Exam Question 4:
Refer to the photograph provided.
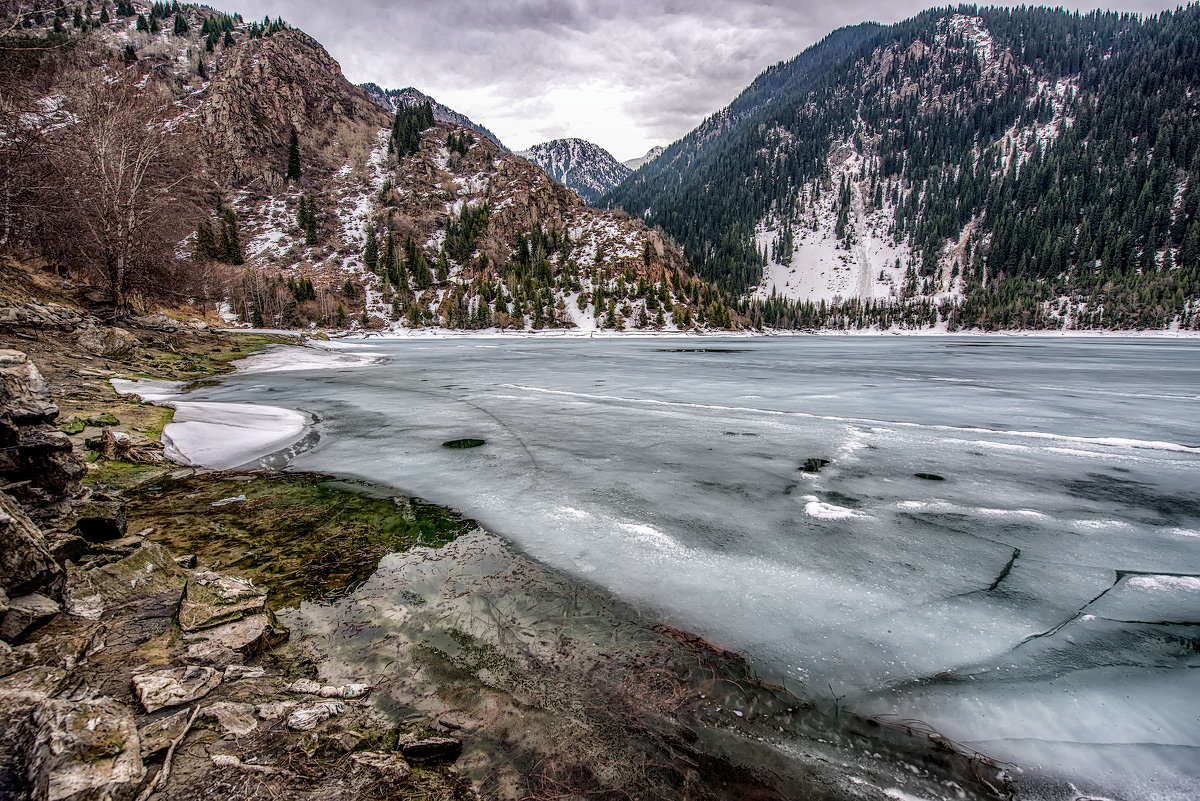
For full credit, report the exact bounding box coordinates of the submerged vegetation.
[126,472,475,607]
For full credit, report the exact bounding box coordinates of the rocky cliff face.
[0,350,80,519]
[202,29,390,189]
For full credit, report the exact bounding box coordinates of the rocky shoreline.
[0,302,1019,801]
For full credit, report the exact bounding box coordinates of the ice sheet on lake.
[234,343,383,373]
[157,336,1200,799]
[162,402,309,470]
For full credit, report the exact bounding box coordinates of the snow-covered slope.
[517,138,631,205]
[619,146,667,172]
[622,146,664,171]
[359,83,506,150]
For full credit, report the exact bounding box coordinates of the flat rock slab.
[178,571,267,631]
[182,612,288,659]
[0,593,59,643]
[27,696,145,801]
[138,707,192,759]
[200,701,258,736]
[64,541,186,620]
[350,751,411,787]
[132,666,222,713]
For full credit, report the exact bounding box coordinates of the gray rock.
[75,326,139,360]
[0,302,88,333]
[0,350,58,425]
[0,586,7,617]
[200,701,258,736]
[132,666,222,713]
[26,697,145,801]
[63,541,186,620]
[0,593,59,643]
[0,491,61,598]
[350,751,411,787]
[178,571,267,631]
[138,708,191,759]
[182,612,288,659]
[125,312,179,333]
[173,554,197,569]
[400,736,463,761]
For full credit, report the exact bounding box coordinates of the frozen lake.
[150,335,1200,799]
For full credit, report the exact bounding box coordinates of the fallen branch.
[135,704,200,801]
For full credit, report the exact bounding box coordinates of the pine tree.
[100,3,109,22]
[149,14,159,33]
[195,218,215,259]
[135,12,147,31]
[286,126,301,182]
[223,29,233,46]
[222,207,243,264]
[123,44,137,63]
[197,57,207,80]
[172,10,187,35]
[303,194,317,245]
[251,304,264,328]
[364,224,378,272]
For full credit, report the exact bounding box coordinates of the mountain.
[622,146,664,171]
[0,1,733,332]
[604,7,1200,331]
[359,83,506,150]
[517,138,631,205]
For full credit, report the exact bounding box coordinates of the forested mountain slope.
[0,1,733,332]
[605,6,1200,331]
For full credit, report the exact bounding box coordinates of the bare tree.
[48,75,199,311]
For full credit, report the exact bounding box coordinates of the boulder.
[63,541,186,620]
[0,350,57,427]
[138,708,191,759]
[26,697,144,801]
[0,593,60,643]
[0,491,61,598]
[178,571,267,631]
[350,751,411,787]
[75,326,139,360]
[132,666,221,713]
[182,612,288,659]
[0,587,7,616]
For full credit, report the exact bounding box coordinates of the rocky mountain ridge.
[518,138,632,205]
[359,83,506,150]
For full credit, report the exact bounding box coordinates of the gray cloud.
[232,0,1182,161]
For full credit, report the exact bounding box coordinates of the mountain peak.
[517,138,631,205]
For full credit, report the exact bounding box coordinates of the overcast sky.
[232,0,1180,162]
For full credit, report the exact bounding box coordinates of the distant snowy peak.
[359,83,506,150]
[517,138,632,205]
[622,146,664,171]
